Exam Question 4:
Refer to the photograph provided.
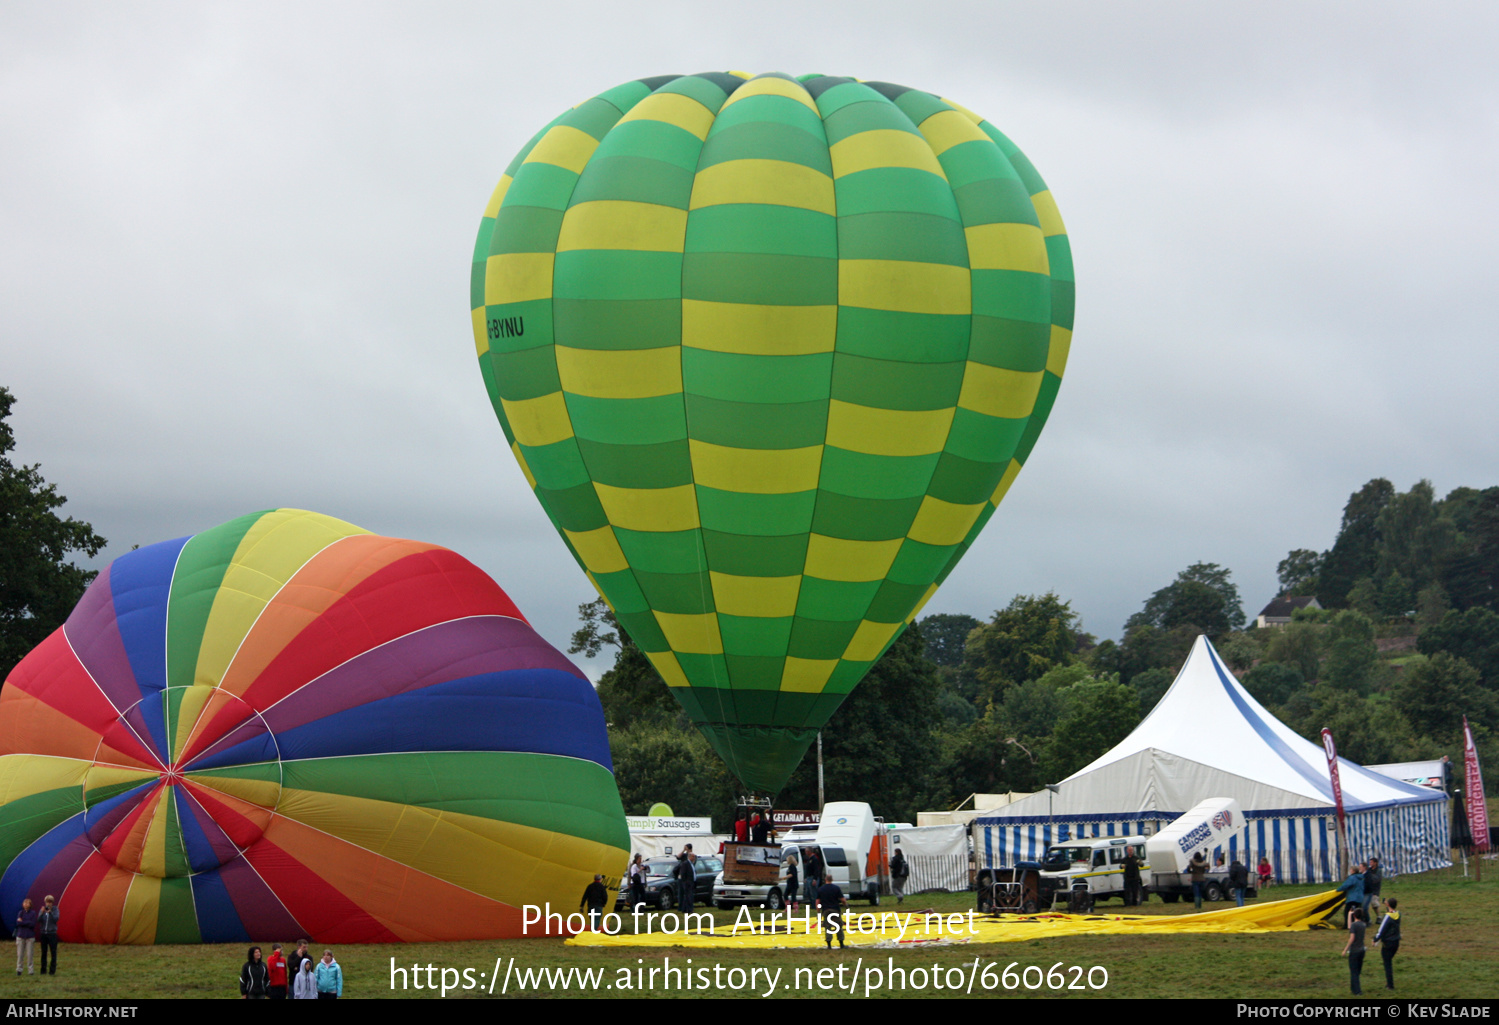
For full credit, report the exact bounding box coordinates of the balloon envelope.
[0,509,627,942]
[471,72,1074,792]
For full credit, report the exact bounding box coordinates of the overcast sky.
[4,1,1496,665]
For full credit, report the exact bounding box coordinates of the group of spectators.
[239,940,343,999]
[13,896,59,976]
[1337,857,1401,995]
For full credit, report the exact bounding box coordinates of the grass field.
[0,868,1494,1000]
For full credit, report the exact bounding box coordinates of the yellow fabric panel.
[593,482,700,532]
[555,345,681,399]
[472,306,488,357]
[482,174,512,219]
[118,875,161,946]
[195,512,369,690]
[688,440,822,494]
[187,772,281,810]
[556,200,689,253]
[1030,190,1066,237]
[271,788,628,913]
[720,75,820,115]
[563,525,630,575]
[907,495,986,547]
[512,443,538,489]
[521,124,599,174]
[780,657,838,693]
[0,754,90,804]
[990,458,1023,506]
[649,649,691,688]
[957,363,1044,420]
[709,572,801,618]
[844,620,902,662]
[918,109,990,156]
[501,392,574,448]
[652,611,724,655]
[939,97,986,125]
[829,129,947,180]
[82,764,158,801]
[964,222,1049,274]
[484,252,555,305]
[838,259,971,315]
[825,401,955,457]
[681,301,837,355]
[1047,326,1072,378]
[906,583,940,622]
[138,787,169,878]
[689,160,836,214]
[617,91,715,141]
[170,686,215,762]
[803,534,903,582]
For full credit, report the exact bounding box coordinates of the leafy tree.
[609,719,738,821]
[1416,584,1451,629]
[568,598,676,729]
[1,388,107,682]
[1435,487,1499,610]
[1375,480,1456,594]
[961,593,1078,705]
[1418,607,1499,684]
[1378,571,1415,619]
[1242,661,1305,708]
[1346,576,1380,616]
[1284,688,1423,766]
[1131,666,1174,716]
[1125,562,1244,638]
[1277,549,1324,596]
[1042,676,1141,781]
[1392,653,1499,743]
[1318,478,1394,608]
[1322,610,1378,695]
[1217,631,1264,672]
[917,612,979,668]
[1093,622,1197,687]
[1263,621,1322,682]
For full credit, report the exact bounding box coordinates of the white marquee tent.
[974,636,1450,883]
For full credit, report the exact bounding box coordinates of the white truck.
[713,801,888,909]
[1144,798,1254,903]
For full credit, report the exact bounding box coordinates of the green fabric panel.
[592,122,704,174]
[830,353,964,410]
[888,538,960,586]
[895,90,952,126]
[944,408,1027,464]
[810,492,923,540]
[698,122,832,174]
[712,94,825,139]
[553,298,680,351]
[1014,372,1062,464]
[554,250,681,301]
[694,723,820,793]
[833,307,970,363]
[616,609,669,651]
[824,657,877,694]
[834,168,959,219]
[499,163,579,212]
[162,688,184,749]
[721,654,786,690]
[865,579,929,622]
[613,527,706,575]
[575,438,692,489]
[82,778,148,808]
[1046,235,1075,283]
[676,652,730,689]
[535,481,608,532]
[657,75,731,112]
[821,96,919,144]
[681,349,833,404]
[156,877,200,943]
[594,80,652,117]
[682,253,837,305]
[593,569,648,614]
[166,511,267,691]
[482,298,552,355]
[684,204,836,257]
[981,123,1049,197]
[469,257,487,313]
[187,761,280,785]
[489,205,566,254]
[562,97,626,141]
[0,786,84,870]
[471,215,495,266]
[162,785,190,879]
[795,576,880,621]
[274,753,628,850]
[938,139,1023,190]
[971,269,1051,323]
[968,315,1050,371]
[520,439,590,491]
[952,178,1042,231]
[565,394,686,445]
[632,570,714,615]
[479,358,515,445]
[730,688,786,723]
[683,395,828,449]
[491,345,561,402]
[835,211,969,266]
[810,80,886,114]
[503,118,559,178]
[719,617,794,658]
[786,618,860,659]
[695,487,817,536]
[1051,279,1076,331]
[568,156,696,208]
[701,531,809,577]
[927,451,1006,505]
[669,673,733,725]
[818,447,938,500]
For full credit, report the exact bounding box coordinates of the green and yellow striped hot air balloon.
[470,72,1074,793]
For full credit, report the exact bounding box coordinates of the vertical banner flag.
[1321,728,1346,832]
[1464,717,1490,853]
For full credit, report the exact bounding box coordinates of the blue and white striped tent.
[974,636,1449,883]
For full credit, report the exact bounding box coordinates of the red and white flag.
[1321,728,1346,833]
[1464,717,1490,853]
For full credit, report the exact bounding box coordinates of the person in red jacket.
[266,944,289,999]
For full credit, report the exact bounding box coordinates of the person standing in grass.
[1341,906,1367,995]
[1188,852,1208,910]
[240,946,269,999]
[315,949,343,999]
[288,938,313,979]
[1337,863,1367,929]
[293,958,318,999]
[266,943,288,999]
[36,897,58,976]
[1374,897,1401,990]
[14,898,36,976]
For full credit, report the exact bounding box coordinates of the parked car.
[617,855,723,911]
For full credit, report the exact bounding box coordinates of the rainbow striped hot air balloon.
[0,509,627,944]
[470,72,1074,792]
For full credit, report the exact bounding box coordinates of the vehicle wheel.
[1206,883,1225,902]
[1161,892,1179,904]
[1021,899,1038,914]
[765,888,784,911]
[659,889,675,911]
[716,900,730,910]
